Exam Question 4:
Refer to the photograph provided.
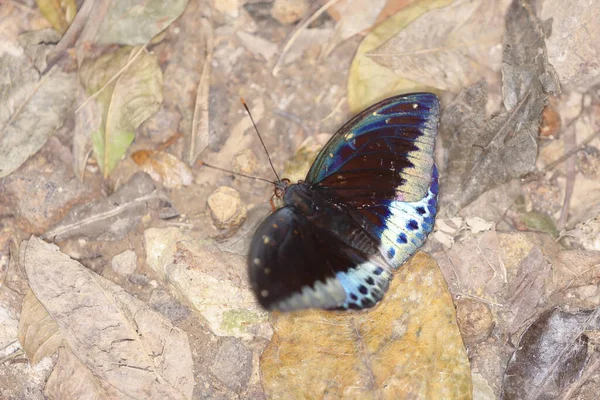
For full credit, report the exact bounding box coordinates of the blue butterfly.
[248,93,439,311]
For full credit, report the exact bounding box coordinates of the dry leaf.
[346,0,452,112]
[78,0,189,47]
[503,308,600,400]
[0,38,76,178]
[35,0,76,33]
[79,46,163,177]
[23,236,194,399]
[261,253,471,399]
[17,289,62,365]
[45,347,113,399]
[368,0,509,92]
[132,150,194,188]
[321,0,387,57]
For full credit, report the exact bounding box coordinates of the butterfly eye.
[274,188,284,198]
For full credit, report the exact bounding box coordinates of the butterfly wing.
[308,93,440,270]
[248,205,393,311]
[306,93,439,205]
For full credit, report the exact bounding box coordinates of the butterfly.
[248,93,439,311]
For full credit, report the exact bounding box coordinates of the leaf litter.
[2,0,600,398]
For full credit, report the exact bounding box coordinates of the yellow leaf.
[261,252,472,399]
[35,0,76,33]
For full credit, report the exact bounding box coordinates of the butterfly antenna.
[200,162,275,185]
[241,98,281,182]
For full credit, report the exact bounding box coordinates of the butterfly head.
[273,178,291,198]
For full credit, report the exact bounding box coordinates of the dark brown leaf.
[503,307,600,400]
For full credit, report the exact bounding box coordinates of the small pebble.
[207,186,247,230]
[232,149,259,175]
[271,0,309,25]
[111,250,137,276]
[455,298,494,346]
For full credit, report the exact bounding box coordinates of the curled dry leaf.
[347,0,452,112]
[261,253,471,399]
[132,150,194,189]
[368,0,509,92]
[23,236,194,399]
[503,307,600,400]
[0,38,76,178]
[79,46,163,177]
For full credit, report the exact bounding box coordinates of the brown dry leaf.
[23,236,194,399]
[132,150,194,189]
[261,253,471,399]
[346,0,452,112]
[17,289,62,365]
[368,0,509,92]
[503,308,600,400]
[35,0,76,33]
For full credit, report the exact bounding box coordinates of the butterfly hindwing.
[248,205,393,311]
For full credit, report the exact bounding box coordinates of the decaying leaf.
[503,307,600,400]
[261,253,471,399]
[347,0,452,112]
[0,38,76,179]
[35,0,76,34]
[368,0,509,92]
[17,289,62,365]
[43,172,169,241]
[79,46,163,177]
[23,236,194,399]
[132,150,194,188]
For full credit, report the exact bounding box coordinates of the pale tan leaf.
[23,237,194,399]
[367,0,510,92]
[17,289,62,365]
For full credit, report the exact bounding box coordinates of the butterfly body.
[248,93,440,312]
